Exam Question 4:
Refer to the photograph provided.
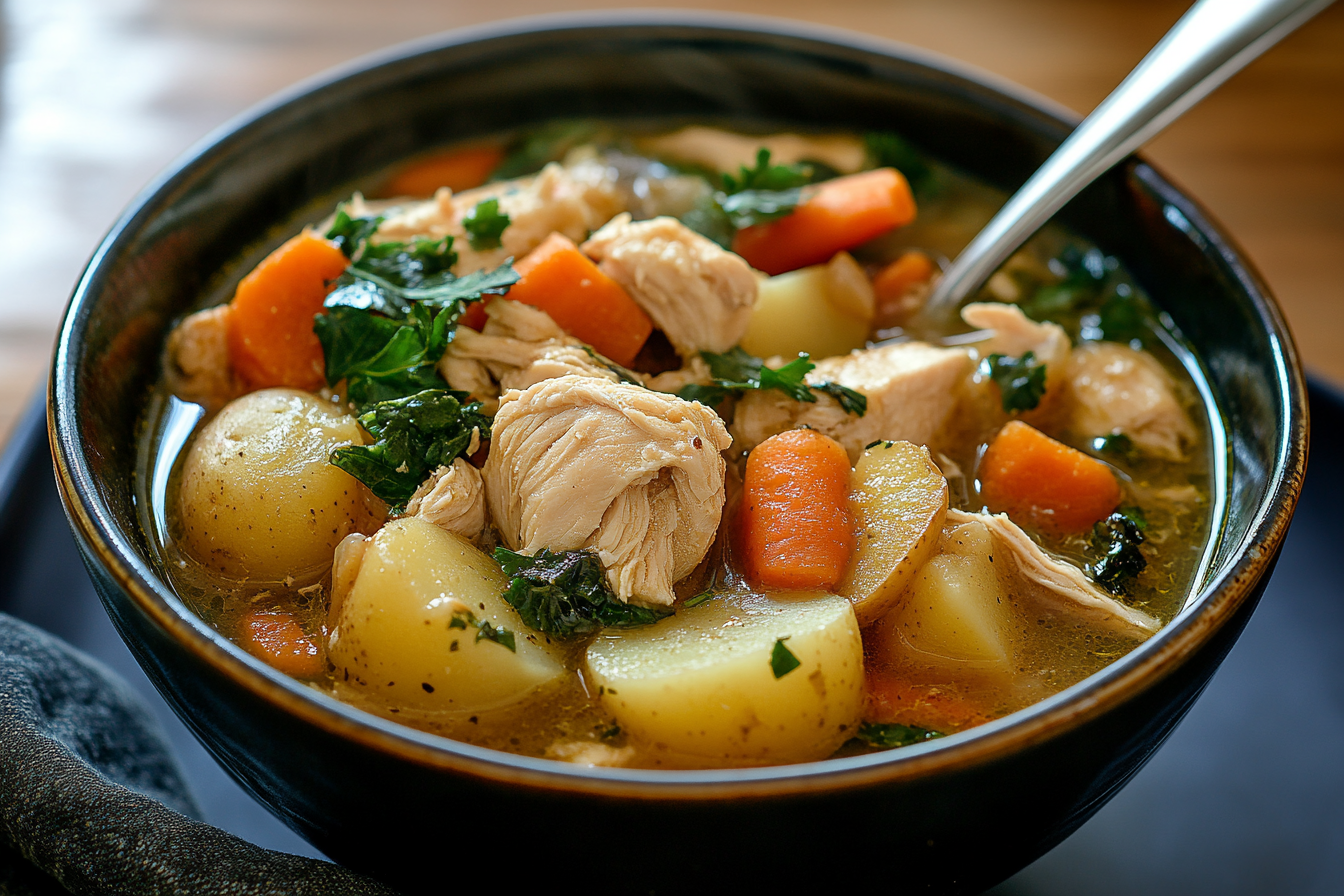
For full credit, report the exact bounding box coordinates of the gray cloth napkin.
[0,613,398,895]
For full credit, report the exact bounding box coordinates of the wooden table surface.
[1,0,1340,445]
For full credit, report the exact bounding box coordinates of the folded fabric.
[0,613,397,895]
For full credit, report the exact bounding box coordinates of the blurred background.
[0,0,1340,889]
[0,0,1339,443]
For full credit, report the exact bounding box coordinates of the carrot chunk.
[381,146,504,197]
[742,429,856,590]
[503,232,653,367]
[226,231,349,391]
[241,610,325,679]
[978,420,1122,534]
[873,249,936,325]
[732,168,917,275]
[864,671,994,733]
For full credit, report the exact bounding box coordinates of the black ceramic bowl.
[49,13,1306,894]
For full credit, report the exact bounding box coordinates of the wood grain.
[2,0,1339,445]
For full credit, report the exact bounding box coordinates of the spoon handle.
[924,0,1334,317]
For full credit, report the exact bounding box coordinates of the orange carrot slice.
[732,168,917,275]
[241,610,325,679]
[873,249,936,325]
[226,231,349,391]
[741,429,856,590]
[978,420,1122,534]
[864,671,994,733]
[503,232,653,367]
[382,146,504,197]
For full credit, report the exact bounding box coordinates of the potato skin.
[176,388,383,580]
[585,591,863,766]
[327,517,567,715]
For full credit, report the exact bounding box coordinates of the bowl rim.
[48,10,1308,800]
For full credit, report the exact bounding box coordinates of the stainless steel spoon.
[923,0,1335,319]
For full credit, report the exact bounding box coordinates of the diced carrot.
[458,301,489,332]
[504,233,653,367]
[381,146,504,197]
[241,610,325,679]
[226,231,349,391]
[873,249,936,325]
[978,420,1122,534]
[864,671,994,733]
[741,429,856,590]
[732,168,917,275]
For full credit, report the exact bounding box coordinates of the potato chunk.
[740,264,869,360]
[840,441,948,625]
[585,592,863,765]
[327,517,567,715]
[868,519,1014,675]
[176,388,383,580]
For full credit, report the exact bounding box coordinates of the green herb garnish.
[677,347,865,416]
[449,609,516,653]
[329,390,489,508]
[1087,512,1147,595]
[981,351,1047,413]
[722,148,816,193]
[681,148,826,247]
[865,132,934,197]
[494,548,672,638]
[770,637,801,679]
[491,120,599,180]
[1093,433,1135,459]
[853,721,944,749]
[462,198,510,251]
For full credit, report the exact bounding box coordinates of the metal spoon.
[923,0,1335,319]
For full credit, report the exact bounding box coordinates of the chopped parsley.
[329,390,489,508]
[722,148,817,193]
[677,347,866,416]
[449,609,517,653]
[681,148,826,247]
[1086,512,1147,595]
[494,548,672,638]
[770,637,801,679]
[980,351,1048,413]
[462,198,510,251]
[1092,433,1135,459]
[853,721,944,749]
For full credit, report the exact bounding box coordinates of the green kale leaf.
[329,390,489,507]
[462,198,510,251]
[1086,512,1147,595]
[326,210,383,257]
[770,638,801,679]
[865,132,935,197]
[494,548,672,638]
[853,721,944,749]
[678,347,865,416]
[981,351,1047,413]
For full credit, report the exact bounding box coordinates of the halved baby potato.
[740,263,870,360]
[327,517,568,716]
[585,591,863,766]
[840,440,949,625]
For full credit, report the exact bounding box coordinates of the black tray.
[3,383,1341,893]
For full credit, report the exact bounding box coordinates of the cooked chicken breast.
[404,459,487,544]
[162,305,245,413]
[637,126,867,176]
[1064,341,1198,461]
[731,342,972,460]
[582,214,759,358]
[484,376,731,606]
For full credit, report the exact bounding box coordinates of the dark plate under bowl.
[48,13,1306,894]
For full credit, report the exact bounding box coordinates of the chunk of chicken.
[582,214,759,358]
[946,509,1160,636]
[731,342,972,460]
[484,376,731,607]
[403,459,487,543]
[162,306,244,412]
[637,126,867,176]
[439,298,622,413]
[1065,342,1198,461]
[959,302,1072,430]
[376,156,625,274]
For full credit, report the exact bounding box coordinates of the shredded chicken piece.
[162,306,244,412]
[582,214,758,358]
[1065,342,1198,461]
[646,355,713,395]
[403,459,487,543]
[637,126,867,176]
[962,302,1070,371]
[439,299,622,413]
[731,342,972,460]
[484,376,731,606]
[376,157,625,273]
[946,509,1160,636]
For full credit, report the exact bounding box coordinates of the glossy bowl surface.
[49,13,1306,894]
